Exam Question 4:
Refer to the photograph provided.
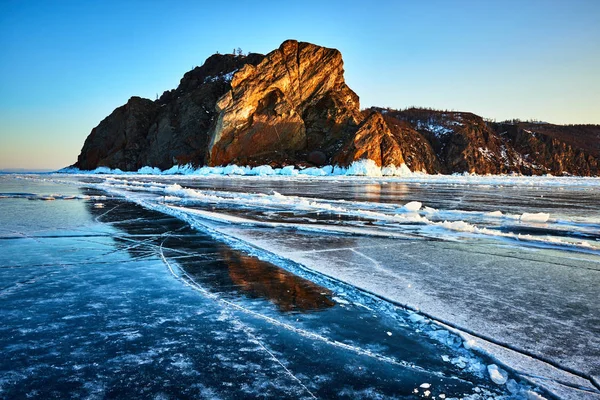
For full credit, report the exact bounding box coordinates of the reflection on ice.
[86,199,336,313]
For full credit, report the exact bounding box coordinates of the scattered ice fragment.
[439,394,446,399]
[332,296,350,305]
[408,313,426,324]
[386,331,392,336]
[506,379,519,394]
[485,210,503,217]
[403,201,422,212]
[413,388,419,394]
[423,390,431,397]
[520,212,549,223]
[487,364,508,385]
[420,383,431,389]
[440,220,476,232]
[441,355,450,362]
[463,339,476,349]
[526,391,546,399]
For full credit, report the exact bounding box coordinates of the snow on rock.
[403,201,423,212]
[487,364,508,385]
[520,212,550,223]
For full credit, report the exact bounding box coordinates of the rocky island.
[75,40,599,176]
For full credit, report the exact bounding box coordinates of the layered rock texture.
[75,40,600,176]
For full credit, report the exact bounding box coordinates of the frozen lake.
[1,173,599,399]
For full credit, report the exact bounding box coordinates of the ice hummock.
[59,160,420,178]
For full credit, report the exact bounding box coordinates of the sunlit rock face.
[333,112,405,167]
[207,40,364,166]
[74,40,600,176]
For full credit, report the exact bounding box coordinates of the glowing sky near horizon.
[1,0,599,169]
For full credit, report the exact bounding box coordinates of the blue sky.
[1,0,599,169]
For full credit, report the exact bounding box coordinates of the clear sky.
[1,0,599,170]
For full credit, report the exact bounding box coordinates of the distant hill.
[74,40,599,176]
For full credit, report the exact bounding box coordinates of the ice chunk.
[419,383,431,389]
[222,165,246,175]
[137,166,162,175]
[408,313,426,324]
[506,379,520,394]
[278,165,299,176]
[403,201,422,212]
[439,220,476,232]
[520,212,549,223]
[344,159,382,177]
[485,210,503,217]
[250,165,276,176]
[299,167,328,176]
[526,391,546,400]
[386,331,392,336]
[487,364,508,385]
[381,163,413,177]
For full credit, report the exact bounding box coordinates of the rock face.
[76,52,265,170]
[377,108,600,175]
[74,40,600,176]
[208,40,363,166]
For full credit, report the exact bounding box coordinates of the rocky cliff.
[377,107,600,175]
[75,40,600,176]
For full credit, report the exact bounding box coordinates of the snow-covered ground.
[8,172,600,399]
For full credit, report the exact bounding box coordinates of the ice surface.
[80,174,600,399]
[2,175,538,399]
[8,173,600,399]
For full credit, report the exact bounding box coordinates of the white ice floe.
[403,201,422,212]
[487,364,508,385]
[485,211,503,217]
[520,212,550,223]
